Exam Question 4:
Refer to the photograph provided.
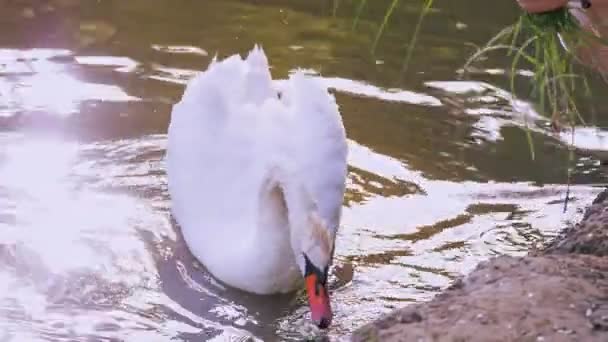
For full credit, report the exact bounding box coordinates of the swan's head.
[293,211,334,329]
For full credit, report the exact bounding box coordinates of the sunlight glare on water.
[0,49,138,118]
[0,135,264,341]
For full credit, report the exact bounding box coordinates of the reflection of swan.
[166,46,348,328]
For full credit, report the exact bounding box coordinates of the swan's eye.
[303,253,328,286]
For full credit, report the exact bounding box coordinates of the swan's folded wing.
[166,60,263,229]
[286,72,348,234]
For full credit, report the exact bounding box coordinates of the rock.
[353,255,608,342]
[541,188,608,257]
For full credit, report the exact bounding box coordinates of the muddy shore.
[351,188,608,342]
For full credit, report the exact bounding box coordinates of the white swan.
[166,46,348,328]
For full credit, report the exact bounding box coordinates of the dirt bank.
[352,189,608,342]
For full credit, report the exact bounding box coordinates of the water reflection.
[0,49,138,118]
[0,0,606,340]
[557,126,608,160]
[0,135,264,341]
[425,80,545,142]
[151,45,209,56]
[75,56,139,73]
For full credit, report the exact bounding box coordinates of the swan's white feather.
[166,46,347,294]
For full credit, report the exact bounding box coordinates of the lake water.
[0,0,606,341]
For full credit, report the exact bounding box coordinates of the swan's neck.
[256,182,291,249]
[257,172,314,257]
[263,171,318,250]
[228,173,311,292]
[188,171,312,294]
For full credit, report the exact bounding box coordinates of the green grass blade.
[508,16,524,56]
[402,0,434,73]
[371,0,400,54]
[510,35,538,97]
[332,0,340,17]
[464,44,535,72]
[525,127,536,161]
[352,0,367,30]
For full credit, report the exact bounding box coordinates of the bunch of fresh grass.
[464,4,608,159]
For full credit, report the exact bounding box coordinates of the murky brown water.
[1,0,607,341]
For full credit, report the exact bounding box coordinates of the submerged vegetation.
[349,0,434,72]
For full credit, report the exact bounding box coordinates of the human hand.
[516,1,608,75]
[571,2,608,76]
[516,0,569,13]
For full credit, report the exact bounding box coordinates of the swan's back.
[166,46,347,249]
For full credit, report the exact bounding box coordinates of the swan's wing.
[166,48,273,229]
[283,72,348,235]
[167,47,347,239]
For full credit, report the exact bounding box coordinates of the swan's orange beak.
[305,273,332,329]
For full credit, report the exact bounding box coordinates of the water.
[0,0,606,340]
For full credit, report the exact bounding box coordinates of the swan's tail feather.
[246,44,268,70]
[244,45,274,105]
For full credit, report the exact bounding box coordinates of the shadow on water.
[152,218,304,341]
[0,0,607,340]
